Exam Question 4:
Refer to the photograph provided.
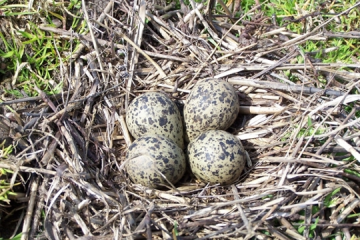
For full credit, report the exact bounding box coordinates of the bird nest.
[1,0,360,239]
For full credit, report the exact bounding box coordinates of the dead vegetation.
[1,0,360,239]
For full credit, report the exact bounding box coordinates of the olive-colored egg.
[126,134,186,188]
[187,130,245,185]
[184,79,239,142]
[126,92,184,149]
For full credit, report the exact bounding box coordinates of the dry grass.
[1,0,360,239]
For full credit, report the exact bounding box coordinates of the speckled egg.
[184,79,239,142]
[187,130,245,185]
[126,92,184,149]
[125,134,186,188]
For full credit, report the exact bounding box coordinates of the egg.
[187,130,245,185]
[125,134,186,188]
[126,92,184,149]
[184,79,239,142]
[0,120,10,146]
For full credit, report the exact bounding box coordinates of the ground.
[1,0,360,239]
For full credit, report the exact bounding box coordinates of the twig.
[133,202,155,239]
[0,162,90,179]
[81,55,100,123]
[251,48,298,79]
[103,96,132,147]
[228,78,345,96]
[335,136,360,162]
[21,176,40,240]
[322,199,360,238]
[315,107,357,155]
[81,0,106,82]
[231,185,253,238]
[126,0,147,109]
[324,31,360,39]
[29,153,59,239]
[0,92,69,106]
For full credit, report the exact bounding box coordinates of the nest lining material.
[1,0,360,239]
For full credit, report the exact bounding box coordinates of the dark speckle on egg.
[159,117,168,126]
